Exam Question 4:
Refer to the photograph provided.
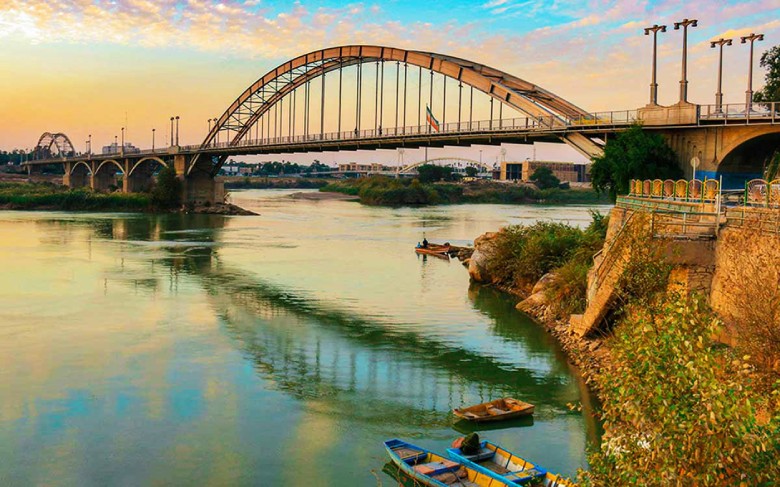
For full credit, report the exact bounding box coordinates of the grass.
[0,182,151,211]
[320,176,607,207]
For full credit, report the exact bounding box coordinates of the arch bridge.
[399,157,493,174]
[25,45,780,200]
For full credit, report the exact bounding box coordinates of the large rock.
[468,232,500,283]
[531,272,557,295]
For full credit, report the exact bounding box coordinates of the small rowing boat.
[415,243,451,257]
[452,397,534,422]
[384,439,499,487]
[447,440,576,487]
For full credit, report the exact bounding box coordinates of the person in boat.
[416,242,422,248]
[422,237,429,248]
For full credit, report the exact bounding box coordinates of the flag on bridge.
[426,105,440,132]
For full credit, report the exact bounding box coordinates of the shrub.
[488,221,586,292]
[150,166,182,209]
[530,166,560,189]
[583,295,780,486]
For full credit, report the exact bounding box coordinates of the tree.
[416,164,454,183]
[151,166,182,209]
[753,45,780,110]
[465,166,479,177]
[529,166,560,189]
[590,124,681,201]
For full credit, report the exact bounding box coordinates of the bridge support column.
[62,162,72,187]
[177,154,224,204]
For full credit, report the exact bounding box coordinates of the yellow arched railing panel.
[675,179,688,199]
[689,179,703,200]
[652,179,663,197]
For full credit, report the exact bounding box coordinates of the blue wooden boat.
[384,438,499,487]
[447,440,576,486]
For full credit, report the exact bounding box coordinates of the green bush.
[583,295,780,486]
[488,221,587,292]
[530,166,561,190]
[150,166,182,209]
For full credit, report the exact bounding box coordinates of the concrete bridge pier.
[64,161,90,189]
[175,154,224,204]
[124,158,157,193]
[90,161,122,192]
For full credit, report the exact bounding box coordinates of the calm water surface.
[0,189,611,485]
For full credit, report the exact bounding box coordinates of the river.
[0,189,611,485]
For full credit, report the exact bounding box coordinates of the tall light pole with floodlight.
[175,116,180,146]
[741,33,765,110]
[152,128,156,151]
[674,18,698,103]
[644,24,667,105]
[710,38,732,114]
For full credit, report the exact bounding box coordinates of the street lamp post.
[175,116,180,146]
[170,117,174,147]
[152,128,156,151]
[741,33,765,111]
[114,135,118,153]
[674,18,698,104]
[88,134,92,157]
[644,24,667,105]
[710,38,733,113]
[121,127,125,155]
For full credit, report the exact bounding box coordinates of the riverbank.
[465,210,780,484]
[0,181,256,215]
[224,176,329,190]
[0,182,151,211]
[320,176,607,206]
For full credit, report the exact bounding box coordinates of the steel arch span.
[400,157,492,174]
[35,132,76,159]
[194,45,601,174]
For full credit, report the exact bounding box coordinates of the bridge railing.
[192,110,638,150]
[699,102,778,124]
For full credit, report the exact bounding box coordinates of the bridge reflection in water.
[96,213,599,444]
[1,208,599,484]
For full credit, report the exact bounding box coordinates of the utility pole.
[741,33,765,111]
[644,24,667,105]
[710,38,733,113]
[674,18,698,103]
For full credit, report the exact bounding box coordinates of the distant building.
[101,142,140,155]
[500,160,590,183]
[338,162,393,174]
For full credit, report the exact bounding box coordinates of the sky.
[1,0,779,165]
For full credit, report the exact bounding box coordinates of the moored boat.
[384,439,500,487]
[453,397,534,422]
[447,440,576,487]
[414,243,451,257]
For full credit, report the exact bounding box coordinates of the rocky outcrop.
[516,272,556,315]
[467,232,500,283]
[188,203,258,215]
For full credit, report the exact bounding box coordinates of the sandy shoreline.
[289,191,359,201]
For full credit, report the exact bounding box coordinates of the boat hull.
[384,439,500,487]
[447,441,576,487]
[453,397,534,422]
